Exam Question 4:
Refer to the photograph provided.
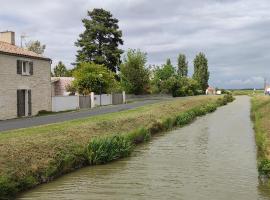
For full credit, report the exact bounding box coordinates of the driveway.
[0,99,170,132]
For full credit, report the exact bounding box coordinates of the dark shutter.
[17,90,26,117]
[17,90,20,116]
[28,90,32,116]
[17,60,22,74]
[29,62,33,75]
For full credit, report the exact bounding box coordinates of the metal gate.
[112,93,123,105]
[79,95,91,109]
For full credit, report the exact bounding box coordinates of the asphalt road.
[0,99,170,132]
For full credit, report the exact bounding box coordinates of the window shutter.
[29,62,33,75]
[17,60,22,74]
[28,90,32,116]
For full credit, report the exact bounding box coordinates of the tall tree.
[75,8,123,72]
[155,58,175,81]
[53,61,70,77]
[177,54,188,77]
[192,52,210,91]
[120,49,150,95]
[26,40,46,54]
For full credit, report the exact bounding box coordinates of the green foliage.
[193,52,210,91]
[87,134,133,165]
[177,54,188,77]
[154,59,175,81]
[151,59,176,94]
[120,49,150,94]
[72,62,119,95]
[171,77,200,97]
[258,159,270,176]
[175,110,196,126]
[45,145,87,178]
[75,8,123,72]
[162,117,176,131]
[53,61,71,77]
[26,40,46,54]
[126,127,151,144]
[0,176,18,199]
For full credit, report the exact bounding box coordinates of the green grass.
[0,95,234,199]
[231,89,264,96]
[251,96,270,177]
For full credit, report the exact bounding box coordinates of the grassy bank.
[0,95,234,199]
[251,96,270,178]
[231,89,264,96]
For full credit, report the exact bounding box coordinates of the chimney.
[0,31,15,45]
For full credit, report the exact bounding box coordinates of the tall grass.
[0,94,234,199]
[251,97,270,177]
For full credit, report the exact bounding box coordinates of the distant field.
[231,89,264,96]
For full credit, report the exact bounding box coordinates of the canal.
[18,96,270,200]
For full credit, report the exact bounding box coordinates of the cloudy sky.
[1,0,270,89]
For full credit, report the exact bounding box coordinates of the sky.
[1,0,270,89]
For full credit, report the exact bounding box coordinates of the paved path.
[0,99,171,132]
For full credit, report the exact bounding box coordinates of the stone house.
[206,86,216,95]
[51,77,75,96]
[0,31,52,120]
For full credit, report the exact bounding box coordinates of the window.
[17,60,33,75]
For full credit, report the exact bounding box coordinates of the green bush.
[175,111,196,126]
[149,120,164,134]
[87,134,133,165]
[126,128,151,144]
[0,176,18,199]
[258,159,270,176]
[45,145,87,178]
[162,117,176,131]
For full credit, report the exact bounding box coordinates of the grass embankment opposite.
[251,96,270,178]
[231,89,264,96]
[0,94,234,199]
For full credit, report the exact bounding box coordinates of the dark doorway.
[17,90,26,117]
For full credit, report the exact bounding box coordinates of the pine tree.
[75,8,123,72]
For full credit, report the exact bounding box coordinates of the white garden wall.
[52,96,79,112]
[94,94,112,106]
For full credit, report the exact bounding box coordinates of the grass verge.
[251,96,270,178]
[0,94,234,199]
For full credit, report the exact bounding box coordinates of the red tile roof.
[0,41,51,61]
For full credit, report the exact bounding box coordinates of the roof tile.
[0,41,50,61]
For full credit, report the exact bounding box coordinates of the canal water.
[18,96,270,200]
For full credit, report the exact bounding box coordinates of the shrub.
[258,159,270,176]
[0,176,18,199]
[175,111,196,126]
[126,128,151,144]
[149,120,164,134]
[45,145,87,178]
[162,117,176,131]
[87,134,133,165]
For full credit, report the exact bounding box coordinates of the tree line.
[50,8,209,96]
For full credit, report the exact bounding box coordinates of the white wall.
[52,96,79,112]
[94,94,112,106]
